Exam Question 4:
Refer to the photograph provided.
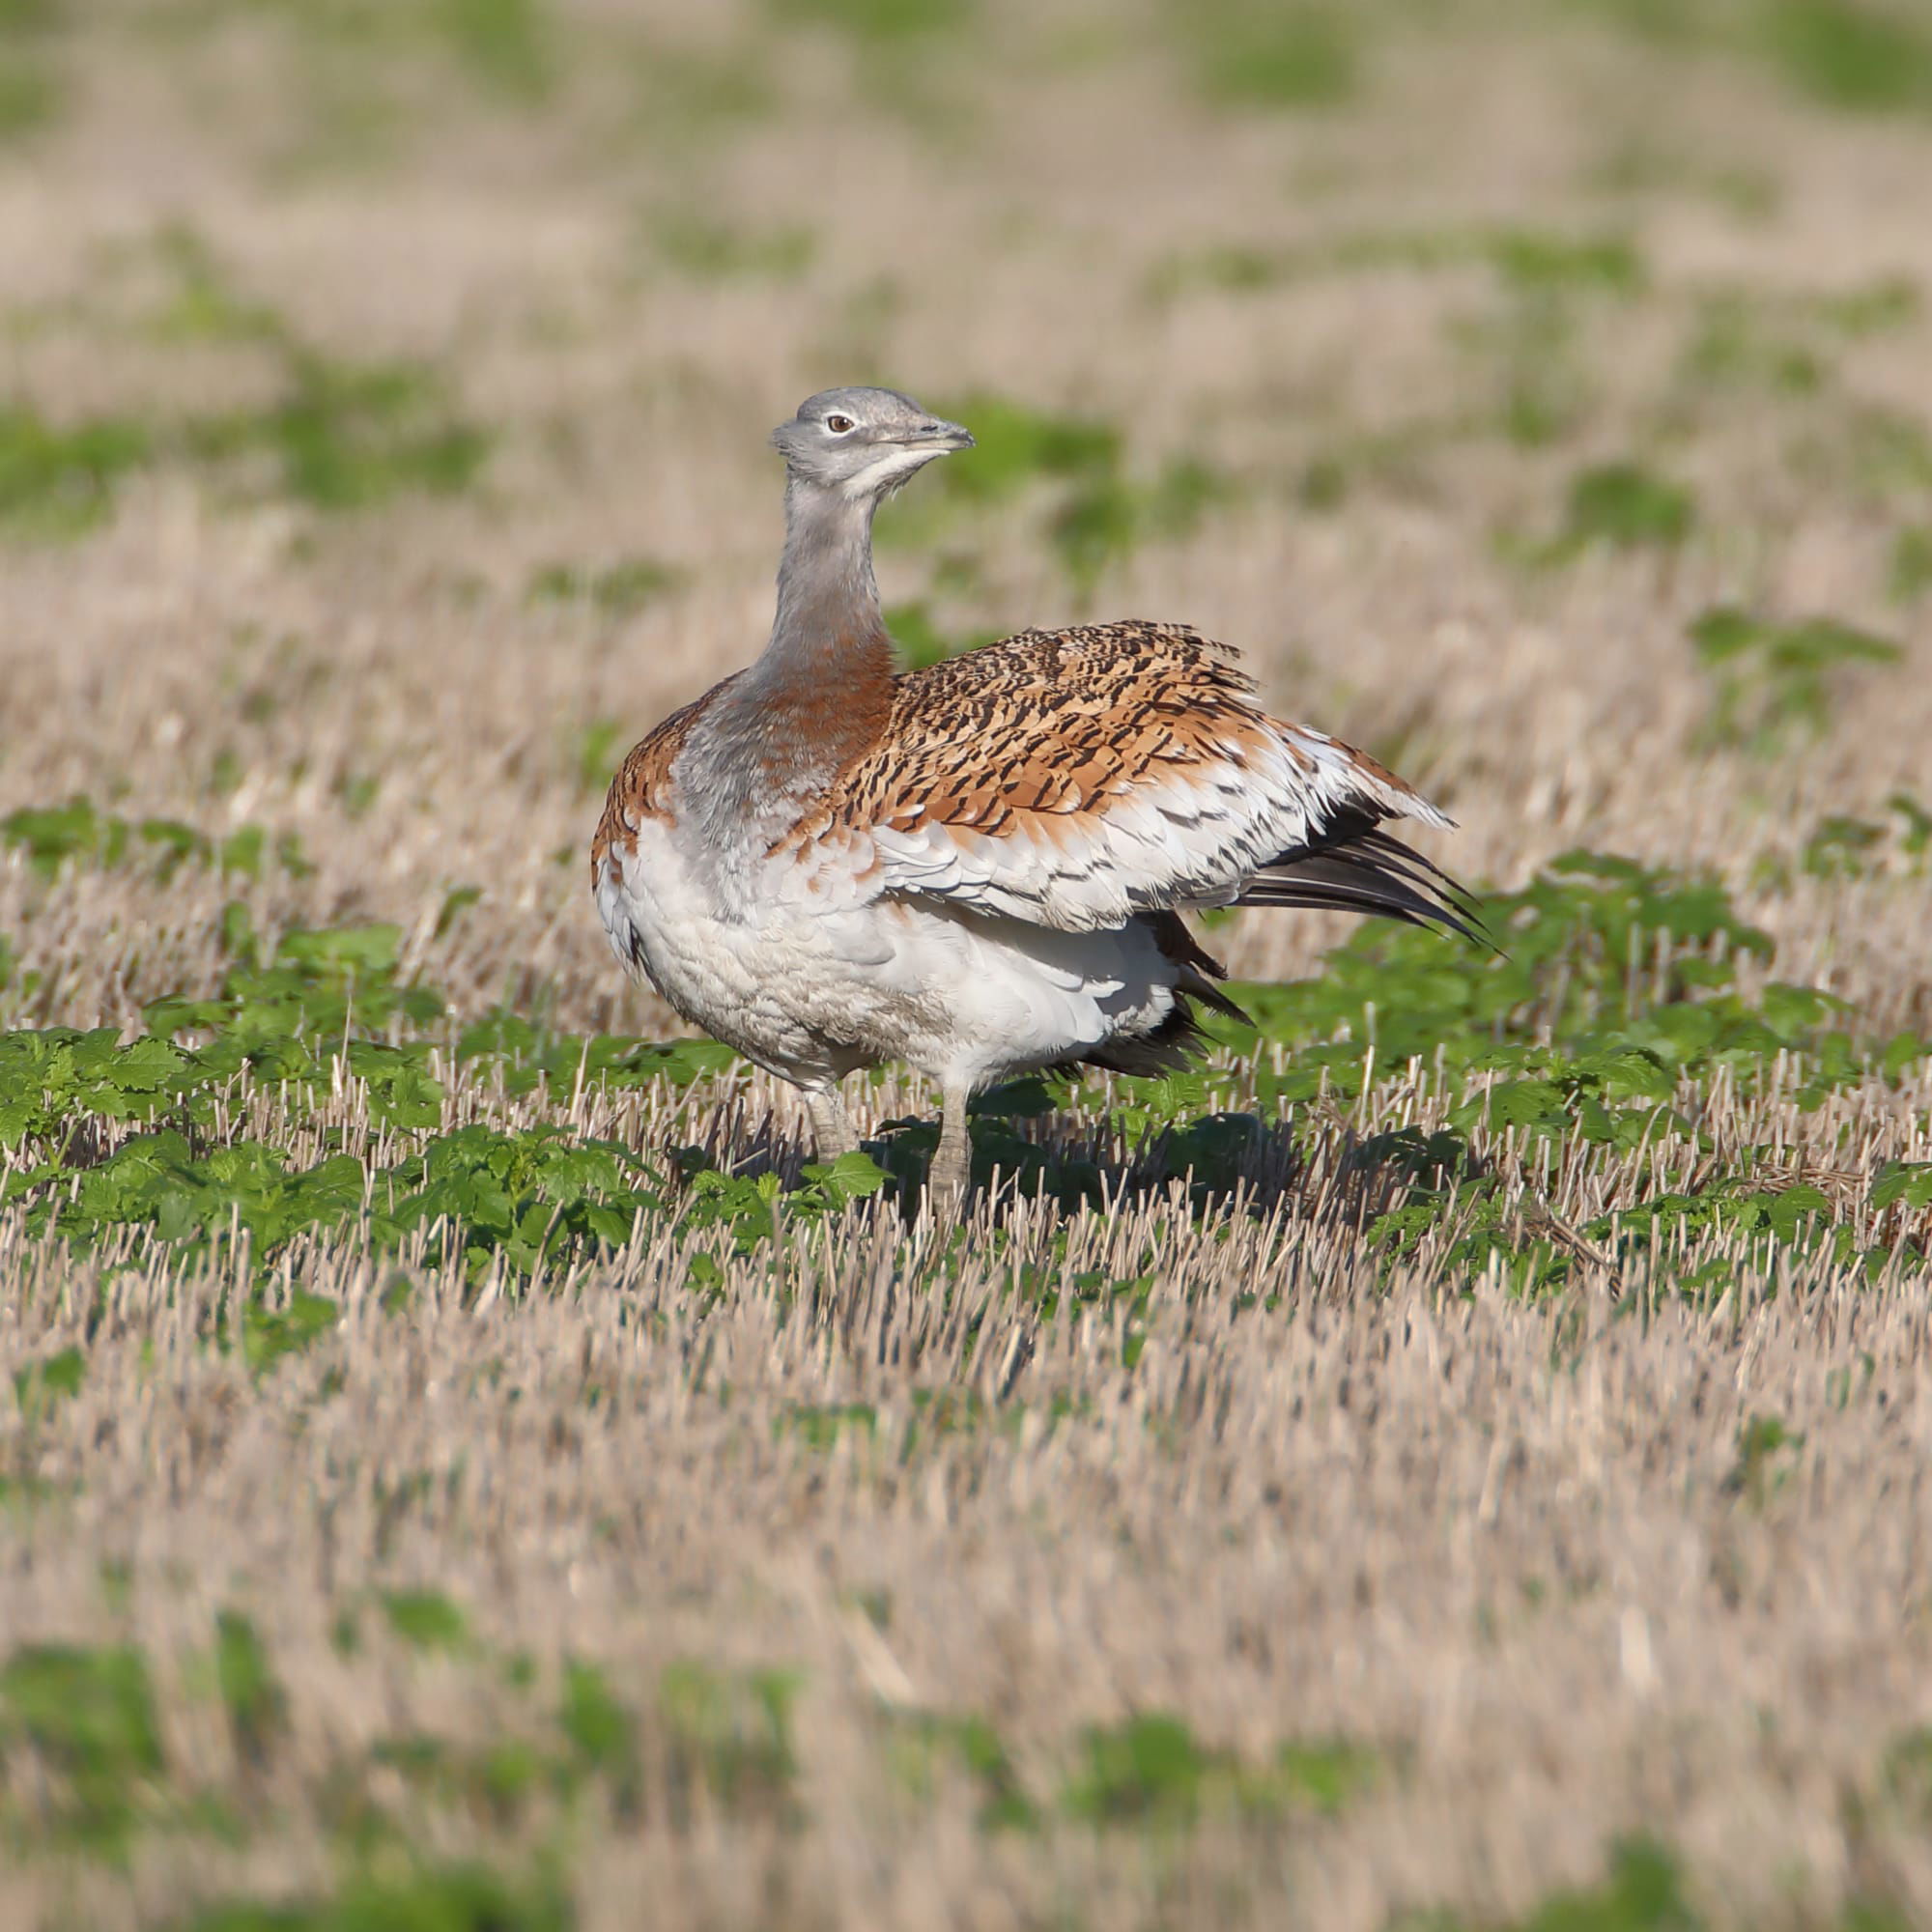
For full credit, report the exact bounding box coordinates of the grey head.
[771,385,974,499]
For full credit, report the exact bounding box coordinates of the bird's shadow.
[651,1080,1485,1239]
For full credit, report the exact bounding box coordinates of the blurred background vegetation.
[5,0,1932,625]
[3,11,1932,1932]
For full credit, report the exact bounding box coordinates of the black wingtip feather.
[1350,829,1489,924]
[1238,830,1492,949]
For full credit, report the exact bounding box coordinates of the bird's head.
[771,386,974,500]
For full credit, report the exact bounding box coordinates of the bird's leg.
[929,1083,973,1203]
[802,1085,856,1164]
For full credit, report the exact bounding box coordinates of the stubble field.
[1,3,1931,1926]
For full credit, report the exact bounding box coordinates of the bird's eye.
[825,414,855,434]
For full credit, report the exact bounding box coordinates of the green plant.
[1888,526,1932,602]
[918,394,1119,510]
[1689,607,1902,747]
[2,797,303,882]
[440,0,555,102]
[213,1613,287,1766]
[886,1712,1036,1830]
[573,717,625,794]
[1062,1714,1378,1827]
[0,1642,166,1852]
[1190,3,1360,110]
[177,1864,571,1932]
[768,0,971,38]
[13,1345,85,1422]
[0,406,151,539]
[1680,292,1828,395]
[149,226,289,346]
[1395,1834,1700,1929]
[1723,1411,1804,1509]
[1206,850,1925,1292]
[0,0,60,141]
[383,1591,471,1653]
[1553,462,1696,554]
[1048,456,1234,596]
[1755,0,1932,115]
[658,1661,802,1821]
[1490,229,1647,298]
[883,601,960,669]
[1798,795,1930,879]
[212,355,492,510]
[880,394,1236,596]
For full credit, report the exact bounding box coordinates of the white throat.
[840,445,943,500]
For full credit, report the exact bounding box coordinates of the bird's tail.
[1238,814,1488,946]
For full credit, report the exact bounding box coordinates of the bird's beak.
[914,418,975,453]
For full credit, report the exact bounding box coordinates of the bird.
[591,385,1477,1198]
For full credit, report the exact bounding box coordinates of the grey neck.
[766,475,885,666]
[678,473,895,860]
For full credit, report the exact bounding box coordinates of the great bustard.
[592,385,1475,1196]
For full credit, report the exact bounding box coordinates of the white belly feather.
[598,818,1178,1092]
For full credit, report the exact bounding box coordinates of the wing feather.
[779,620,1464,935]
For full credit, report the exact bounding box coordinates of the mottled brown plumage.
[590,682,730,887]
[781,620,1398,853]
[736,615,1465,944]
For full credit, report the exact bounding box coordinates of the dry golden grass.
[1,3,1931,1925]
